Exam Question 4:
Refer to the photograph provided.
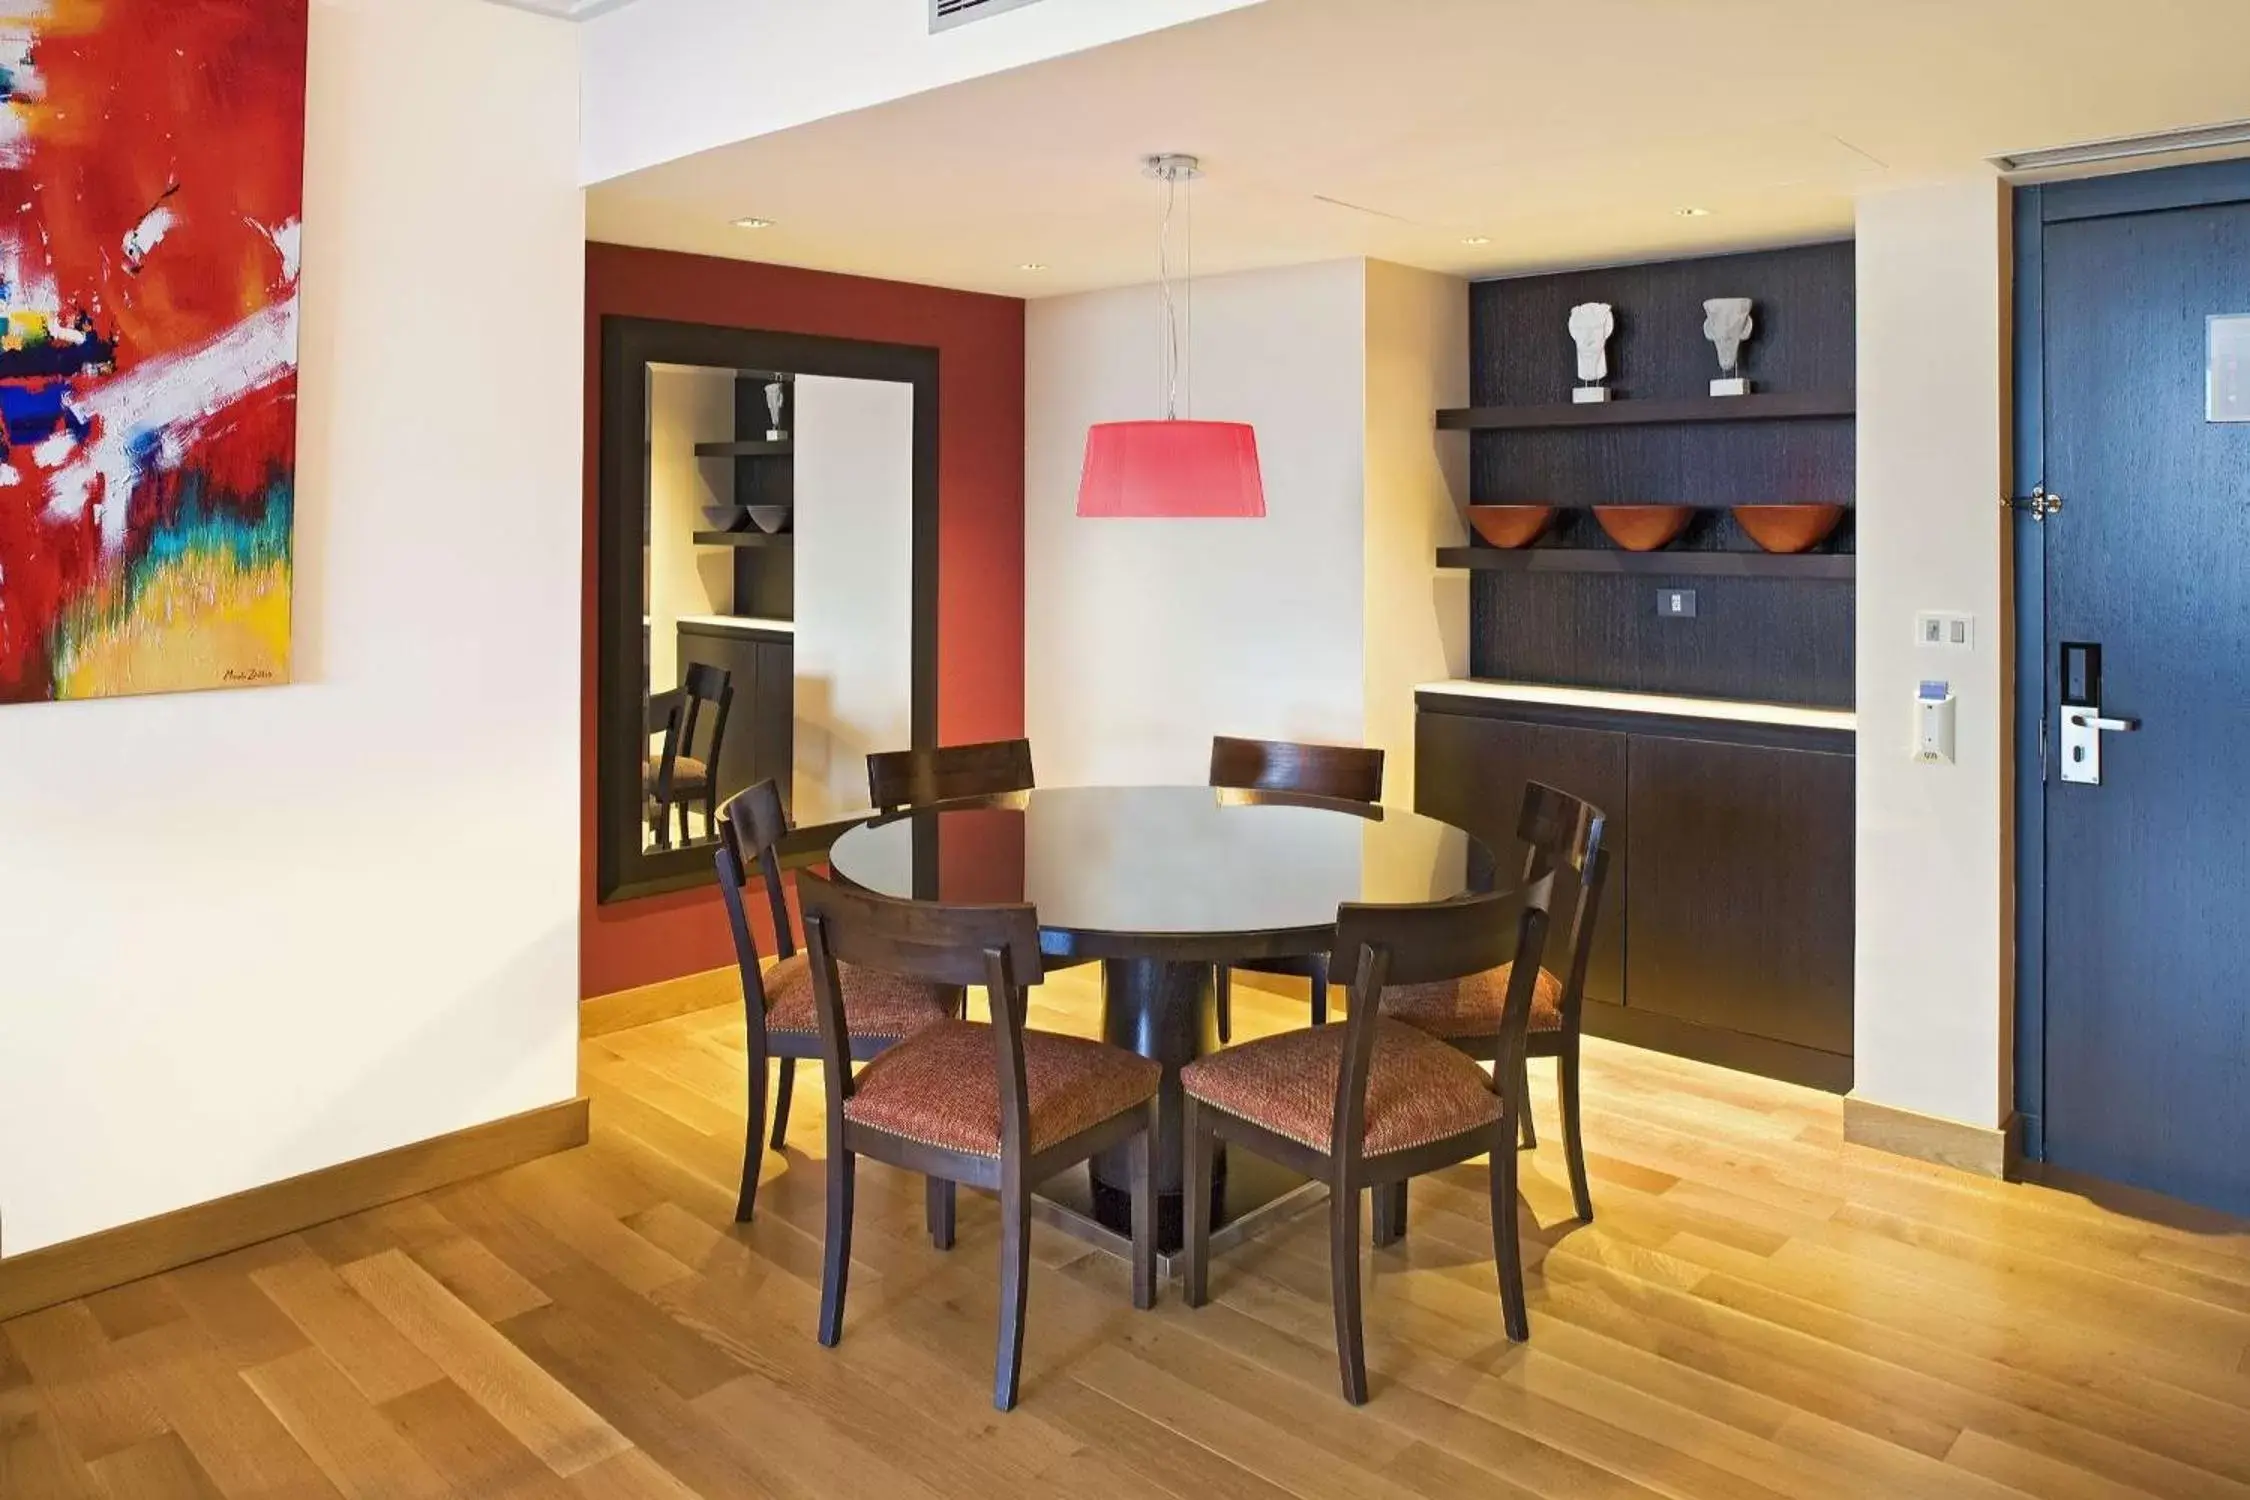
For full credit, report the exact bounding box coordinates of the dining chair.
[647,663,732,847]
[1379,781,1611,1227]
[1180,875,1557,1404]
[796,870,1162,1411]
[715,780,961,1223]
[1209,735,1386,1041]
[866,737,1035,814]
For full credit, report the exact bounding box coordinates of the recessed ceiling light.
[1019,262,1049,271]
[732,216,775,230]
[1675,206,1712,218]
[1462,235,1491,246]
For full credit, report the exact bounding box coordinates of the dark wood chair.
[1379,781,1611,1225]
[866,737,1035,814]
[646,663,732,848]
[1180,874,1558,1404]
[1209,735,1387,1041]
[797,870,1161,1411]
[715,781,961,1223]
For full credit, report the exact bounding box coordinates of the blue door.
[2028,166,2250,1213]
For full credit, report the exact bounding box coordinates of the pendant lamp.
[1077,154,1265,519]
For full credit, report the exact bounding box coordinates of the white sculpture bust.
[1567,302,1616,385]
[1702,298,1755,376]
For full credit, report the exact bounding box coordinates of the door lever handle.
[2066,710,2140,734]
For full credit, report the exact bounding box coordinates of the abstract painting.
[0,0,307,704]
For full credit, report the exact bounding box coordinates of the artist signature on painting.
[222,667,277,684]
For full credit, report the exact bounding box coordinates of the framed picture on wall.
[0,0,309,705]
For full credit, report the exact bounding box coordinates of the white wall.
[646,366,735,689]
[1853,177,2014,1131]
[793,375,916,823]
[580,0,1267,186]
[1363,261,1469,808]
[1027,260,1371,787]
[0,0,584,1256]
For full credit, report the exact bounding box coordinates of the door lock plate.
[2057,641,2139,785]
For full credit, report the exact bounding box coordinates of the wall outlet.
[1657,588,1698,619]
[1915,611,1974,650]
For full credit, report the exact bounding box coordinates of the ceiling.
[487,0,644,18]
[586,0,2250,299]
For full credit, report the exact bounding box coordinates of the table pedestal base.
[1031,1160,1327,1281]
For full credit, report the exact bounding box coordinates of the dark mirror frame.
[598,315,940,904]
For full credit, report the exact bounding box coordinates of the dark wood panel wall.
[1468,242,1858,706]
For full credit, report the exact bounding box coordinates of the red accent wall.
[581,245,1026,999]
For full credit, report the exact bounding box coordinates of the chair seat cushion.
[643,756,710,792]
[844,1020,1161,1157]
[762,952,955,1041]
[1181,1018,1503,1157]
[1381,962,1564,1041]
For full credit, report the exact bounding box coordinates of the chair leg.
[1215,967,1233,1045]
[1309,955,1329,1027]
[1182,1096,1213,1308]
[1516,1055,1538,1151]
[769,1058,797,1151]
[1491,1121,1529,1342]
[736,1050,769,1223]
[1331,1184,1368,1405]
[818,1148,856,1347]
[927,1177,956,1251]
[1371,1180,1407,1248]
[1559,1047,1593,1223]
[995,1182,1032,1411]
[1128,1104,1156,1311]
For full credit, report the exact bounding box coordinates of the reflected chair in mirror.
[647,662,733,848]
[716,780,959,1223]
[866,737,1036,814]
[797,870,1161,1411]
[1379,781,1610,1227]
[1180,875,1557,1404]
[1209,736,1386,1041]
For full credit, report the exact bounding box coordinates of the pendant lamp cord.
[1158,166,1190,421]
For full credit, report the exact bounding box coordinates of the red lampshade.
[1076,419,1266,519]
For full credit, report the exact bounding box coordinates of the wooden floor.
[8,972,2250,1500]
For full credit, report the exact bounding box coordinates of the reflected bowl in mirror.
[1733,504,1845,553]
[702,504,747,532]
[1594,505,1694,552]
[746,505,792,535]
[1464,504,1556,549]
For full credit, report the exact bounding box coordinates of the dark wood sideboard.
[676,620,794,816]
[1417,689,1854,1092]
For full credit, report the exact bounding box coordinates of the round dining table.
[827,784,1489,1258]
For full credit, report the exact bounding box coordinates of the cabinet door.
[1625,736,1853,1054]
[1415,710,1628,1005]
[753,639,795,814]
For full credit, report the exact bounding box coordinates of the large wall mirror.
[598,317,938,902]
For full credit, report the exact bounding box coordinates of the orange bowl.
[1465,504,1556,549]
[1733,504,1845,554]
[1594,505,1693,552]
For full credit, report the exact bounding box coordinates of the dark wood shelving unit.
[1437,546,1853,581]
[694,439,793,458]
[1437,391,1855,432]
[693,530,794,549]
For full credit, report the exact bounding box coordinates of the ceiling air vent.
[931,0,1047,33]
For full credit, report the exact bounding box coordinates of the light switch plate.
[1915,611,1973,650]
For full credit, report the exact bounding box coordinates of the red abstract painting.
[0,0,307,704]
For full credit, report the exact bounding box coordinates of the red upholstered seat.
[844,1020,1161,1157]
[1180,1018,1503,1157]
[1380,962,1563,1041]
[761,952,955,1041]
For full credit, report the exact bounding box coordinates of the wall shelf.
[1437,391,1855,432]
[1437,546,1854,581]
[693,531,795,549]
[694,439,793,458]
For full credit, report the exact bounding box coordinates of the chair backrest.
[715,780,795,1017]
[1330,874,1556,1164]
[1209,735,1384,806]
[796,870,1048,1150]
[678,662,734,775]
[866,738,1035,814]
[1513,781,1611,1030]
